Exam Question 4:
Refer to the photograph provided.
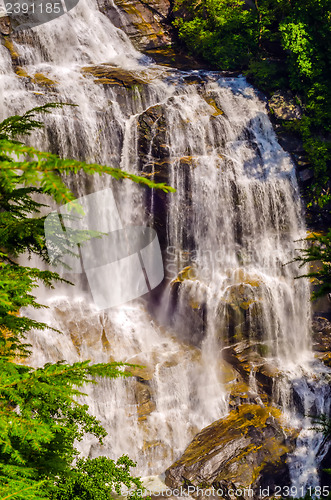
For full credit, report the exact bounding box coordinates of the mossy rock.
[203,96,224,116]
[0,16,12,35]
[171,266,197,285]
[81,65,158,88]
[32,73,57,86]
[3,37,19,60]
[109,0,173,52]
[14,67,57,87]
[268,90,301,121]
[15,66,29,78]
[165,404,296,492]
[125,364,154,381]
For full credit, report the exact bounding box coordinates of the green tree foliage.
[173,0,257,69]
[312,414,331,437]
[50,456,144,500]
[294,231,331,298]
[0,105,170,498]
[0,360,133,499]
[173,0,331,208]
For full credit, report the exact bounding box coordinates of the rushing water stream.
[1,0,330,493]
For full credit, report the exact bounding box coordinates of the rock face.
[0,16,12,35]
[100,0,203,68]
[312,314,331,367]
[81,64,165,87]
[101,0,172,51]
[137,103,172,250]
[165,404,296,497]
[268,91,302,121]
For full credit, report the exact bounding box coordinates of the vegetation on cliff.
[172,0,331,210]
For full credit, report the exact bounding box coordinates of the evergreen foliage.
[294,231,331,298]
[0,104,168,499]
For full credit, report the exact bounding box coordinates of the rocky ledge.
[100,0,172,51]
[165,404,296,498]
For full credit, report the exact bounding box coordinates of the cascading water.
[1,0,330,492]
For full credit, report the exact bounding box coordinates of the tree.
[173,0,257,70]
[0,104,173,499]
[294,231,331,299]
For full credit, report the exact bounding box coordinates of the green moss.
[172,404,284,468]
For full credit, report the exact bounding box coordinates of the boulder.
[221,342,279,399]
[269,91,302,121]
[102,0,172,51]
[0,16,12,35]
[81,65,150,87]
[138,103,168,160]
[165,404,296,496]
[312,315,331,367]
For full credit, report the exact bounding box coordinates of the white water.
[1,0,330,490]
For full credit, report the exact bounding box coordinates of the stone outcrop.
[100,0,204,68]
[222,341,280,399]
[268,91,302,121]
[137,103,172,251]
[0,16,12,35]
[312,314,331,367]
[165,404,296,497]
[81,64,158,87]
[102,0,172,51]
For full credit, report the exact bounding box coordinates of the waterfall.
[1,0,330,491]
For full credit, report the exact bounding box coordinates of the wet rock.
[144,46,207,70]
[218,276,265,346]
[32,72,57,87]
[298,168,314,183]
[102,0,172,52]
[15,66,29,78]
[81,64,149,87]
[221,342,279,400]
[312,315,331,367]
[269,91,302,121]
[134,381,156,420]
[165,404,296,495]
[2,37,19,60]
[138,103,168,160]
[168,274,208,346]
[276,130,304,155]
[126,364,154,381]
[136,103,171,251]
[203,96,224,116]
[223,283,259,312]
[255,363,280,395]
[0,16,12,35]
